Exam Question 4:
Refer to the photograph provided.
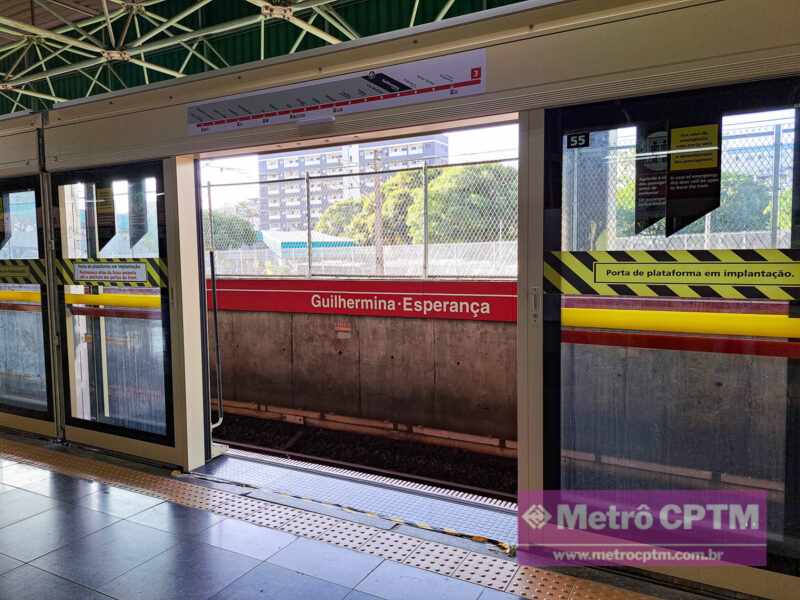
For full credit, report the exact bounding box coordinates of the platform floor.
[194,449,517,544]
[0,433,718,600]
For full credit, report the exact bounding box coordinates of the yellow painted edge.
[563,308,798,339]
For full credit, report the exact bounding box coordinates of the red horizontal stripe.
[561,295,788,314]
[562,329,800,358]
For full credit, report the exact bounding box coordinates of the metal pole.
[771,122,783,247]
[207,183,224,430]
[305,172,312,276]
[373,156,384,276]
[422,162,429,278]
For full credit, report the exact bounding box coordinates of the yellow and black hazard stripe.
[545,248,800,301]
[0,259,47,285]
[54,257,168,288]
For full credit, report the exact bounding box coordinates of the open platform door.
[518,78,800,598]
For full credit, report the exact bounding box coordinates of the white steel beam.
[0,15,105,54]
[436,0,458,21]
[128,0,214,47]
[128,57,186,79]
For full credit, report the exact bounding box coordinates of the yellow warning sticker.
[0,265,31,278]
[594,262,800,287]
[669,124,719,171]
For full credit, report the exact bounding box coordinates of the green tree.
[316,170,422,245]
[407,163,518,244]
[203,210,258,250]
[766,187,793,231]
[316,197,361,238]
[712,173,771,232]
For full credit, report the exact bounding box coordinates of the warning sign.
[95,186,116,251]
[633,121,722,236]
[635,122,669,233]
[666,122,721,236]
[669,125,720,171]
[544,249,800,300]
[0,264,31,279]
[594,262,800,287]
[74,262,147,283]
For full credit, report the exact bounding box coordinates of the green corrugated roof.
[0,0,526,116]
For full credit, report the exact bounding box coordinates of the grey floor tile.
[77,485,163,518]
[128,501,224,535]
[31,519,179,589]
[15,472,103,501]
[0,553,22,576]
[0,463,51,487]
[99,539,259,600]
[0,504,118,562]
[0,565,109,600]
[211,562,351,600]
[345,592,384,600]
[193,518,296,560]
[356,561,484,600]
[268,537,383,589]
[0,488,60,529]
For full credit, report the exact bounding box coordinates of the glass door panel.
[53,163,173,445]
[542,77,800,580]
[0,177,52,420]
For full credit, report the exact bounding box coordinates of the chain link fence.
[562,112,795,251]
[203,158,519,279]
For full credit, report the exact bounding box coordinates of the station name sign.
[187,49,487,136]
[208,279,516,323]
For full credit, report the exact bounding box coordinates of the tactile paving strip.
[454,551,520,590]
[317,521,379,550]
[0,438,659,600]
[281,511,341,537]
[358,529,423,561]
[403,540,470,576]
[507,566,576,599]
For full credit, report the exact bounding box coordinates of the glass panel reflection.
[0,284,47,413]
[66,288,167,436]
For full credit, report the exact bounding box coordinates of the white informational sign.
[187,49,487,136]
[74,262,148,283]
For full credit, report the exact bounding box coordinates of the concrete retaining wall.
[210,311,518,440]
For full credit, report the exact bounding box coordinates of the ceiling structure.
[0,0,523,116]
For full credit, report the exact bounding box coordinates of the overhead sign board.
[187,49,487,136]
